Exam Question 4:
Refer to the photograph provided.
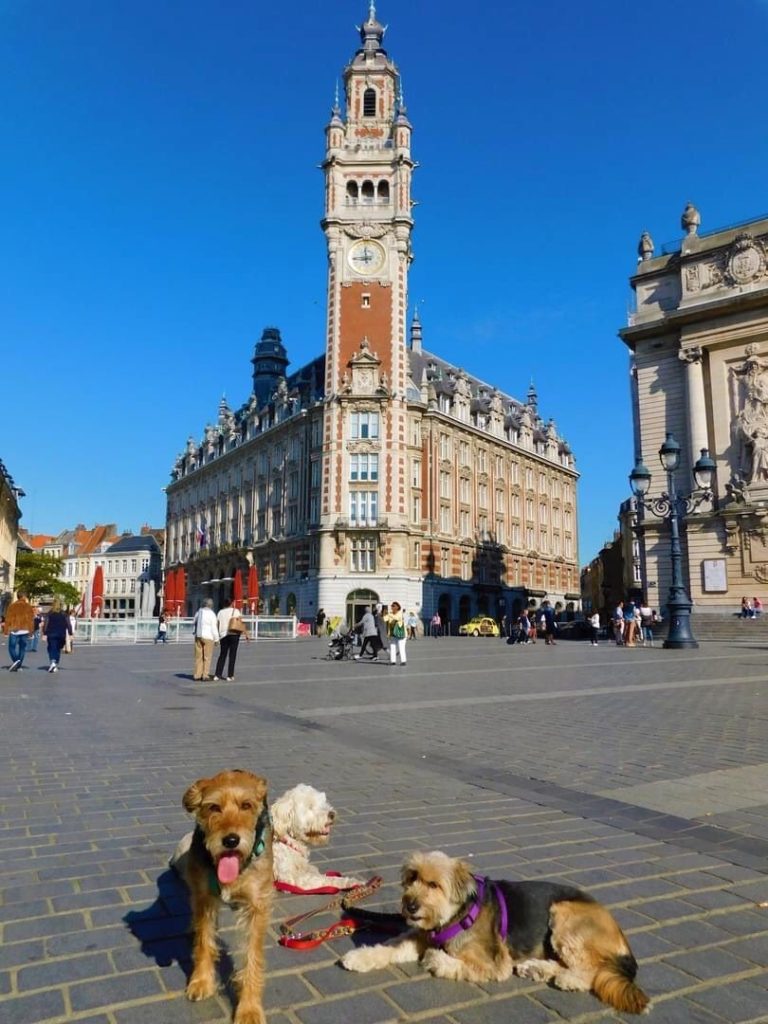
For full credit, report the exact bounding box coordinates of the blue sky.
[3,0,768,563]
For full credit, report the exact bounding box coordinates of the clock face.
[348,240,385,275]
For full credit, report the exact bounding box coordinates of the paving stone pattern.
[0,637,767,1023]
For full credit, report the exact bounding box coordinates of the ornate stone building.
[165,7,579,627]
[0,458,24,614]
[621,206,768,612]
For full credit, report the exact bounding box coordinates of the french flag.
[197,521,207,549]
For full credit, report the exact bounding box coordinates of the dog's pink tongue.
[217,854,240,885]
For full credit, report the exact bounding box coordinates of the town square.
[3,1,768,1021]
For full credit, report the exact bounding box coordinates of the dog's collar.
[277,835,306,855]
[428,875,508,946]
[200,799,271,896]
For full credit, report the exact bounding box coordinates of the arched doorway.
[459,595,471,625]
[269,594,280,615]
[346,588,379,627]
[438,593,451,633]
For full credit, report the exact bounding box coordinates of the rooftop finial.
[369,0,376,21]
[398,75,406,112]
[333,79,340,114]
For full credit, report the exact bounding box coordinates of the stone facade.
[164,8,580,629]
[0,459,23,613]
[621,208,768,613]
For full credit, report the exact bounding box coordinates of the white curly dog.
[271,783,365,891]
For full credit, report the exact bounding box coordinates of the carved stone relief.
[731,344,768,487]
[685,233,768,295]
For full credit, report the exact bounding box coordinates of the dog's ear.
[240,772,268,804]
[182,778,209,814]
[270,788,295,837]
[448,858,476,906]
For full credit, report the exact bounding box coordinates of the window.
[289,472,299,499]
[363,88,376,117]
[272,510,282,535]
[510,462,520,484]
[411,494,421,523]
[495,456,504,477]
[350,411,379,439]
[511,523,521,547]
[439,432,451,459]
[346,181,359,202]
[496,518,505,544]
[311,460,320,488]
[350,453,379,481]
[414,541,421,569]
[351,536,376,572]
[461,550,470,580]
[459,441,470,466]
[377,180,389,202]
[478,483,488,507]
[311,418,322,447]
[459,477,470,503]
[477,449,487,473]
[411,459,421,487]
[496,490,504,513]
[526,527,535,549]
[525,468,533,489]
[526,498,534,520]
[460,509,470,536]
[350,490,378,524]
[411,420,421,447]
[361,293,370,308]
[310,494,319,523]
[131,559,137,573]
[540,530,548,553]
[287,505,298,534]
[361,179,374,204]
[478,514,488,539]
[565,535,573,558]
[441,548,449,577]
[511,493,520,516]
[122,559,128,573]
[539,473,547,493]
[439,471,451,498]
[539,502,548,524]
[440,504,451,533]
[439,394,452,414]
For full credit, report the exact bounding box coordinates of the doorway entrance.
[345,588,380,628]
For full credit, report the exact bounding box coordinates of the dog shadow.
[123,868,238,1007]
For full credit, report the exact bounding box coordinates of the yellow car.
[459,616,500,637]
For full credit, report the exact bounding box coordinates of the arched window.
[363,88,376,117]
[361,180,374,205]
[377,180,389,202]
[346,181,359,203]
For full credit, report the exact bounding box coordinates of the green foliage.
[14,551,81,606]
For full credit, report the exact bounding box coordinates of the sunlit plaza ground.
[2,634,768,1023]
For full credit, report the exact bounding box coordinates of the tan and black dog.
[342,850,649,1014]
[171,769,273,1024]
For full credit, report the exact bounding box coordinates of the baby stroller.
[327,629,356,661]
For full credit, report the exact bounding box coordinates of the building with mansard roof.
[164,6,579,629]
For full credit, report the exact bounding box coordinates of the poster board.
[702,559,728,593]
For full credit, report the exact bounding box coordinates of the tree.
[14,551,81,607]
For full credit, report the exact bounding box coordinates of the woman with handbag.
[385,601,407,666]
[214,599,249,681]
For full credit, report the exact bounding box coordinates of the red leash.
[279,876,402,949]
[274,871,356,895]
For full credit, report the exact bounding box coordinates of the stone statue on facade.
[638,231,654,261]
[681,202,701,236]
[734,344,768,484]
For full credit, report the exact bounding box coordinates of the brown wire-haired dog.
[171,769,273,1024]
[341,850,649,1015]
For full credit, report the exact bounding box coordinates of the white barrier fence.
[74,616,298,645]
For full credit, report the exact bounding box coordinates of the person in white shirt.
[213,599,249,681]
[192,599,219,680]
[589,611,601,646]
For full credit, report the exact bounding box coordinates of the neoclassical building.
[0,458,24,614]
[165,7,580,627]
[621,205,768,612]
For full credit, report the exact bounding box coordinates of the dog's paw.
[233,1005,266,1024]
[422,947,461,979]
[340,948,371,972]
[515,959,555,983]
[186,974,217,1001]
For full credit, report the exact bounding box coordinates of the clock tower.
[319,3,416,595]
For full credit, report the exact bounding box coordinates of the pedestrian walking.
[612,602,625,645]
[589,610,600,646]
[192,599,219,680]
[43,598,73,673]
[639,603,654,645]
[623,601,637,647]
[406,609,419,639]
[2,591,35,671]
[430,611,441,638]
[214,599,249,681]
[30,608,42,652]
[154,614,168,644]
[354,606,378,660]
[386,601,407,666]
[373,603,390,660]
[316,608,326,636]
[541,600,558,645]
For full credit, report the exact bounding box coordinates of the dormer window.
[363,88,376,117]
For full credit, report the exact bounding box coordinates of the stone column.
[679,346,708,463]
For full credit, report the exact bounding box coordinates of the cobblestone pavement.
[1,636,768,1024]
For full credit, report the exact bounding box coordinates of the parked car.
[458,616,501,637]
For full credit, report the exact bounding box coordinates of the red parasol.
[233,568,243,610]
[91,565,104,617]
[247,564,259,613]
[164,570,176,615]
[174,567,186,616]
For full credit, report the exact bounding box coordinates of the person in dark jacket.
[541,600,558,646]
[373,603,390,660]
[43,598,73,673]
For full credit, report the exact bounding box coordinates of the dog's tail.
[593,954,650,1015]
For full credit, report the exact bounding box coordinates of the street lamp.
[629,433,715,649]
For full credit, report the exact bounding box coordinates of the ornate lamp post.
[629,433,716,649]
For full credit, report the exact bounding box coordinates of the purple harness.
[428,875,508,946]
